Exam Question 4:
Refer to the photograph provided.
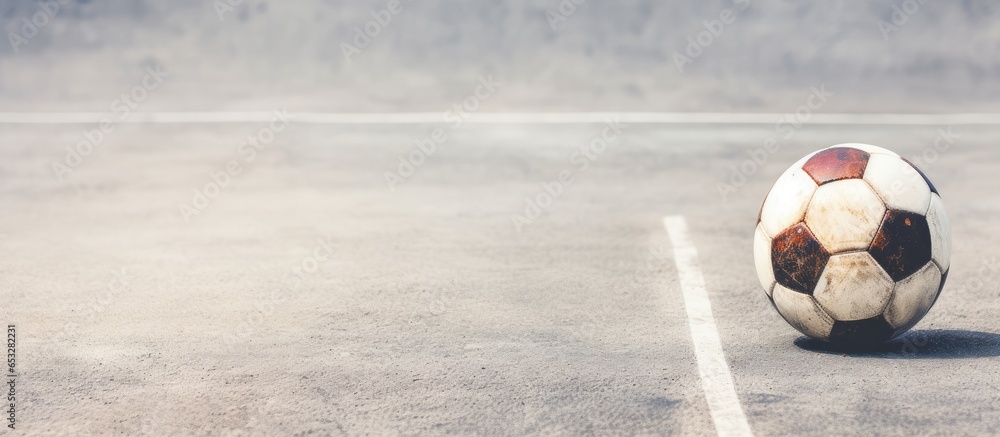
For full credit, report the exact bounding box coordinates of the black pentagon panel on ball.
[903,158,938,194]
[802,147,871,185]
[869,210,933,282]
[771,223,830,294]
[829,316,896,349]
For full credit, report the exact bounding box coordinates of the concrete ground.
[1,121,999,436]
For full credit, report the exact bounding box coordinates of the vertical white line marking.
[663,216,754,437]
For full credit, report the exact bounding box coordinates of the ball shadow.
[794,329,1000,359]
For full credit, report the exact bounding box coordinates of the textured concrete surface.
[3,1,1000,435]
[3,0,1000,112]
[1,122,998,435]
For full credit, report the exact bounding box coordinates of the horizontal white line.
[0,112,998,125]
[663,216,754,437]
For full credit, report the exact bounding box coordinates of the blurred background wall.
[1,0,999,112]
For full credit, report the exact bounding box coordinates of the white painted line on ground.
[663,216,754,437]
[0,112,999,125]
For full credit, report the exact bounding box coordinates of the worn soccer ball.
[755,144,951,348]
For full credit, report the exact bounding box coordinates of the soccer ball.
[754,144,951,348]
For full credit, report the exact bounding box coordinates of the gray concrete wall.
[2,0,998,111]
